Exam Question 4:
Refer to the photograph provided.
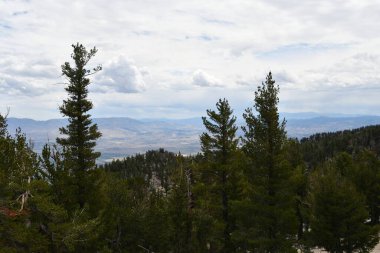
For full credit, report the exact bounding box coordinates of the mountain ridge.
[5,114,380,162]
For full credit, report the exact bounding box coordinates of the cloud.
[12,10,28,16]
[192,70,222,87]
[301,53,380,90]
[0,55,60,96]
[274,71,299,86]
[95,57,146,93]
[1,0,380,119]
[0,75,44,96]
[0,59,59,79]
[0,55,61,96]
[0,23,12,30]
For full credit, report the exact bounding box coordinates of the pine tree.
[309,165,379,253]
[285,139,310,246]
[200,98,239,252]
[57,43,102,209]
[99,175,145,252]
[0,112,7,137]
[239,72,297,252]
[167,156,195,253]
[353,150,380,225]
[0,115,66,252]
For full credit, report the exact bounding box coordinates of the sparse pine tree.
[57,43,102,209]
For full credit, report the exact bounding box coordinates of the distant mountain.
[280,112,366,119]
[286,116,380,138]
[6,114,380,162]
[7,117,203,162]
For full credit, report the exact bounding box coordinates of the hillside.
[300,124,380,168]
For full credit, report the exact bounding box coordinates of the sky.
[1,0,380,120]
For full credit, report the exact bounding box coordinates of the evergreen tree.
[239,72,297,252]
[99,175,146,252]
[100,149,179,193]
[300,124,380,169]
[309,165,379,253]
[57,43,102,209]
[353,150,380,225]
[167,156,195,253]
[285,139,310,247]
[39,144,77,213]
[326,151,380,226]
[0,115,67,252]
[200,98,239,252]
[0,112,7,137]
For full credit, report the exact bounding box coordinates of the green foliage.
[200,98,239,159]
[284,139,311,249]
[0,115,67,252]
[39,144,78,213]
[57,43,102,209]
[353,150,380,225]
[99,174,171,252]
[309,164,379,253]
[0,113,7,137]
[167,157,194,253]
[200,98,239,252]
[101,148,179,193]
[100,175,145,252]
[300,125,380,169]
[238,72,297,252]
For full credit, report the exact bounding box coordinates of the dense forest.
[1,44,379,253]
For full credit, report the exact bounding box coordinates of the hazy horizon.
[5,111,380,122]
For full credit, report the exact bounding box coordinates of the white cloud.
[0,75,34,95]
[1,0,380,119]
[0,56,60,96]
[286,53,380,91]
[323,53,380,87]
[95,57,146,93]
[0,73,58,96]
[0,57,59,79]
[192,69,222,87]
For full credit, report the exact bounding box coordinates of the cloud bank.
[0,0,380,119]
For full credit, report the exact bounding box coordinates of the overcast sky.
[1,0,380,120]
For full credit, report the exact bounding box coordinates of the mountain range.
[6,113,380,163]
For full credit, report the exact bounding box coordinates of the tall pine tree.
[239,72,297,252]
[57,43,102,209]
[200,98,239,253]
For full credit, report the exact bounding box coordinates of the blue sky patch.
[257,43,351,58]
